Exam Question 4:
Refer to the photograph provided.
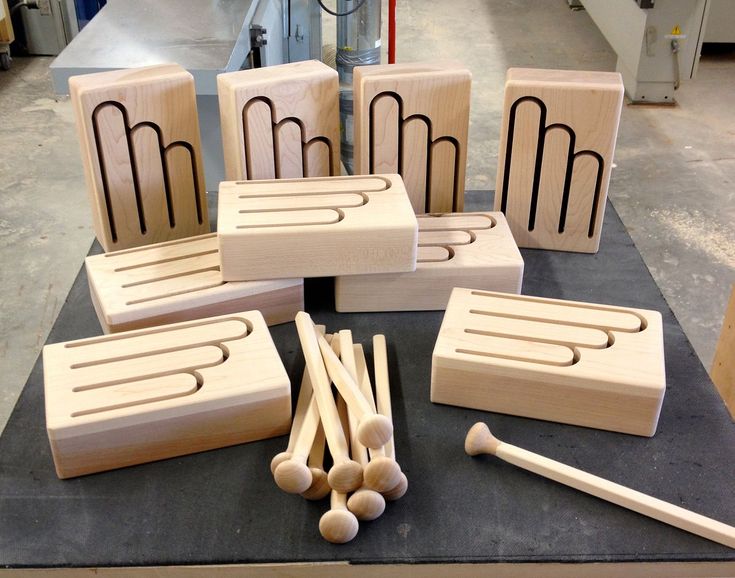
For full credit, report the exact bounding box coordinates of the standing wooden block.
[43,310,291,479]
[217,175,418,281]
[431,288,666,436]
[494,68,624,253]
[85,233,303,333]
[353,62,471,214]
[711,285,735,419]
[70,64,209,252]
[335,212,523,312]
[218,60,340,181]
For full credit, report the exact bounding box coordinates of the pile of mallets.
[270,312,408,543]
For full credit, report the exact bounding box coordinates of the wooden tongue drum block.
[85,233,303,333]
[218,60,340,181]
[43,311,291,479]
[494,68,624,253]
[70,64,209,252]
[217,175,418,281]
[335,212,523,312]
[353,62,471,214]
[431,288,666,436]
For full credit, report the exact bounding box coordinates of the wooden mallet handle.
[465,422,735,549]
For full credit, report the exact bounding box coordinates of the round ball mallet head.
[357,413,393,449]
[273,459,313,494]
[464,422,501,457]
[301,467,331,501]
[363,456,402,492]
[319,508,359,544]
[347,488,386,521]
[327,458,363,493]
[381,471,408,501]
[270,451,292,476]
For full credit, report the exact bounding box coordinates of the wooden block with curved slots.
[431,288,666,436]
[353,61,471,214]
[70,64,209,252]
[217,175,418,281]
[218,60,340,181]
[495,68,624,253]
[335,212,523,312]
[43,311,291,478]
[85,233,303,333]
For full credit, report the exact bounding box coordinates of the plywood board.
[335,212,523,312]
[431,288,666,436]
[494,68,624,253]
[218,60,339,182]
[353,62,471,214]
[217,175,418,281]
[70,64,209,252]
[85,233,303,333]
[43,310,291,478]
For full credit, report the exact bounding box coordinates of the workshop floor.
[0,0,733,434]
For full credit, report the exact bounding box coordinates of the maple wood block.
[431,288,666,436]
[217,175,418,281]
[85,233,303,333]
[70,64,209,252]
[218,60,340,181]
[335,212,523,312]
[494,68,624,253]
[43,310,291,479]
[353,61,471,214]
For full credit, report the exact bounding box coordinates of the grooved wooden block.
[494,68,624,253]
[431,288,666,436]
[335,212,523,312]
[217,175,418,281]
[353,62,471,214]
[85,233,303,333]
[43,310,291,479]
[70,64,209,252]
[218,60,340,181]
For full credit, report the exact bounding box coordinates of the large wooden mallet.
[465,422,735,549]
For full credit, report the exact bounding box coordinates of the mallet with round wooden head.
[465,422,735,549]
[300,422,331,501]
[295,313,362,493]
[319,489,359,544]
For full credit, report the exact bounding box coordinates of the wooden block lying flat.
[335,212,523,312]
[353,62,471,214]
[711,285,735,419]
[431,288,666,436]
[218,60,340,181]
[218,175,418,281]
[70,64,209,252]
[85,233,303,333]
[494,68,624,253]
[43,310,291,479]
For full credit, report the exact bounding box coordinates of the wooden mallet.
[465,422,735,549]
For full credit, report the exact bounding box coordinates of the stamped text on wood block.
[70,64,209,252]
[217,175,418,281]
[431,288,666,436]
[494,68,624,253]
[43,311,291,478]
[85,233,303,333]
[353,62,471,214]
[335,212,523,312]
[218,60,340,181]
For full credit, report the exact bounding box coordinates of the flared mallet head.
[464,422,501,456]
[270,451,292,476]
[357,413,394,449]
[274,459,313,494]
[301,467,331,501]
[381,472,408,501]
[319,509,359,544]
[327,459,363,493]
[347,488,386,521]
[363,456,402,492]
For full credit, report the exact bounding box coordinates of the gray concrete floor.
[1,0,734,434]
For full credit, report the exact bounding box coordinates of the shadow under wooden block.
[335,212,523,312]
[217,175,418,281]
[353,61,471,214]
[711,285,735,419]
[43,311,291,479]
[494,68,624,253]
[85,233,303,333]
[431,288,666,436]
[70,64,209,252]
[218,60,340,181]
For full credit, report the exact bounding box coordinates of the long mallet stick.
[465,422,735,549]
